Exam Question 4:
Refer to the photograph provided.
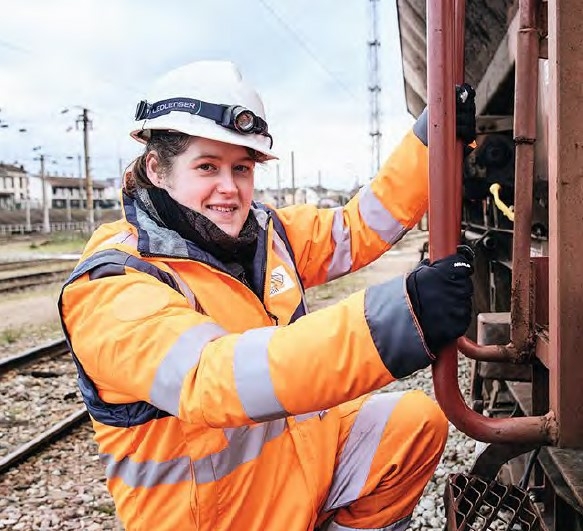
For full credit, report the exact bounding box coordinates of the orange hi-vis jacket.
[59,129,431,530]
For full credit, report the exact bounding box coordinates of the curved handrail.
[427,0,557,445]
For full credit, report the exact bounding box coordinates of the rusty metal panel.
[531,257,549,327]
[547,0,583,448]
[396,0,518,115]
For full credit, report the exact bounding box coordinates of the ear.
[145,151,164,188]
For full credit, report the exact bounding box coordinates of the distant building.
[27,174,120,210]
[0,163,28,210]
[254,186,351,208]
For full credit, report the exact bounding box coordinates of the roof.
[45,176,108,189]
[396,0,518,117]
[0,162,27,175]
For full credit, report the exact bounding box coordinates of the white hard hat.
[131,60,277,160]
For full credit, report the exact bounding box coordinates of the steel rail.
[0,258,75,273]
[0,408,88,475]
[0,269,72,294]
[0,338,69,375]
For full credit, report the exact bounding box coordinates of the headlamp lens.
[233,109,256,133]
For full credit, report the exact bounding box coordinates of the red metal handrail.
[427,0,557,444]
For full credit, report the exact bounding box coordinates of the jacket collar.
[122,192,269,265]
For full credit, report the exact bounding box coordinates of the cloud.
[0,0,413,190]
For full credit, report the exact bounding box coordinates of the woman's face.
[147,137,256,237]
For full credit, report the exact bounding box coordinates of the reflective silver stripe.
[233,327,288,422]
[99,419,287,488]
[272,230,309,313]
[150,322,227,415]
[359,185,407,245]
[193,418,286,483]
[324,392,405,511]
[100,453,191,488]
[327,207,353,281]
[272,230,295,269]
[165,263,199,311]
[326,515,411,531]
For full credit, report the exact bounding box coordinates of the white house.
[27,173,120,210]
[0,163,28,210]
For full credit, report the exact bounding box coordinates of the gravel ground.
[385,357,474,530]
[0,230,478,530]
[0,354,82,459]
[0,423,123,531]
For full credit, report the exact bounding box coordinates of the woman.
[59,60,475,531]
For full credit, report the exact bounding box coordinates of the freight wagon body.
[397,1,583,529]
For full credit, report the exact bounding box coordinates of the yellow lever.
[489,183,515,222]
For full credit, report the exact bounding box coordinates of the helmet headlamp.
[135,97,273,148]
[231,106,256,133]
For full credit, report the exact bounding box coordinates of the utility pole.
[39,154,50,234]
[290,151,296,205]
[25,174,31,232]
[368,0,382,177]
[77,108,94,232]
[77,154,83,208]
[318,170,322,188]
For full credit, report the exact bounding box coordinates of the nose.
[216,169,238,194]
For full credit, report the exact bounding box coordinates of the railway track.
[0,258,75,273]
[0,338,68,373]
[0,259,76,294]
[0,338,87,475]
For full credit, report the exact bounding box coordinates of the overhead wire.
[0,34,139,179]
[256,0,359,102]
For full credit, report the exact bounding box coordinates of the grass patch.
[1,232,89,257]
[0,321,63,348]
[29,232,89,254]
[1,327,23,344]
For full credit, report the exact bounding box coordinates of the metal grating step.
[444,473,541,530]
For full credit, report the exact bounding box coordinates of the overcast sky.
[0,0,414,191]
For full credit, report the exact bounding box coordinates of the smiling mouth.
[207,206,238,213]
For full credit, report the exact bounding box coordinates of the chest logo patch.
[270,265,295,296]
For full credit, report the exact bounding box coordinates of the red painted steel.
[547,0,583,448]
[428,0,556,444]
[511,0,539,353]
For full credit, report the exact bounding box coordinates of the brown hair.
[132,131,192,188]
[130,131,268,190]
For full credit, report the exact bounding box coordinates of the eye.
[234,164,253,174]
[196,163,217,173]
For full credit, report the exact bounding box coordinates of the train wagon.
[397,0,583,529]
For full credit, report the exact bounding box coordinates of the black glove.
[455,83,477,145]
[412,83,477,146]
[406,245,474,354]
